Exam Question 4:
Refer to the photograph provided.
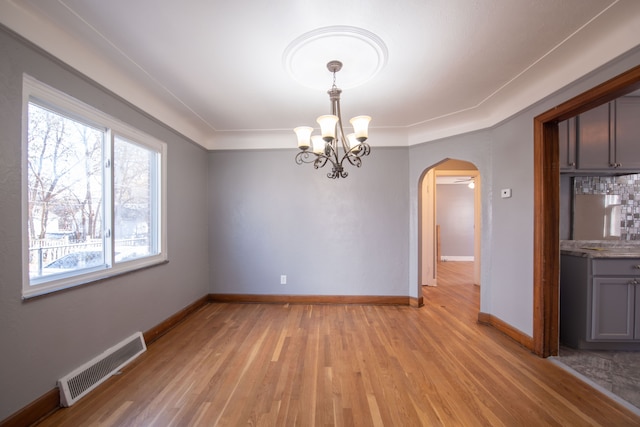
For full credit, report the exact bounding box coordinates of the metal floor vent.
[58,332,146,407]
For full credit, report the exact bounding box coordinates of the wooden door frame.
[419,161,480,290]
[533,64,640,357]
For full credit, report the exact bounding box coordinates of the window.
[22,75,167,298]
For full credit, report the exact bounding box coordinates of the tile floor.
[555,346,640,410]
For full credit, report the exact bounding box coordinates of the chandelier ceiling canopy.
[282,26,388,91]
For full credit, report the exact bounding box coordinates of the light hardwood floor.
[36,262,640,426]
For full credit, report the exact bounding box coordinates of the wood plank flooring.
[36,262,640,426]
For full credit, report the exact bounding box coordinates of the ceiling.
[2,1,640,150]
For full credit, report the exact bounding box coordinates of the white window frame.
[22,74,168,299]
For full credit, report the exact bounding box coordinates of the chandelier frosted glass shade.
[293,126,313,150]
[294,60,372,179]
[349,116,371,141]
[317,115,339,141]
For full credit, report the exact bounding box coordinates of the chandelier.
[294,60,371,179]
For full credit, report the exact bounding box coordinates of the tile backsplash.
[574,174,640,240]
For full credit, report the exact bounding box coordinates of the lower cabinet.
[560,255,640,350]
[591,277,637,340]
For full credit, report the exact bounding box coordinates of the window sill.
[22,258,169,300]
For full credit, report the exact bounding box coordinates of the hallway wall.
[437,183,475,260]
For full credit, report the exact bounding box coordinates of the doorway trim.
[418,159,481,289]
[533,64,640,357]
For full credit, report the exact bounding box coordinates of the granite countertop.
[560,240,640,258]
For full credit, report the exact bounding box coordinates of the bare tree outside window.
[23,76,166,298]
[114,136,157,262]
[27,102,104,278]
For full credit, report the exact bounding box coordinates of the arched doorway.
[419,159,481,291]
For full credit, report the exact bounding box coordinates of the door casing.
[533,64,640,357]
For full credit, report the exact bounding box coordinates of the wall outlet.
[501,188,512,198]
[280,275,287,285]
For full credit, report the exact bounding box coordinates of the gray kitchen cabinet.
[636,285,640,340]
[591,277,635,340]
[575,97,640,171]
[614,97,640,169]
[576,102,614,170]
[560,254,590,349]
[558,117,576,171]
[560,254,640,350]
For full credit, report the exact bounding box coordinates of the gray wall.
[208,37,639,340]
[208,148,410,296]
[3,18,640,422]
[409,46,640,336]
[0,28,210,419]
[437,184,474,258]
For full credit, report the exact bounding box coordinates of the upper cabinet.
[575,102,613,170]
[559,117,577,171]
[614,97,640,170]
[570,97,640,172]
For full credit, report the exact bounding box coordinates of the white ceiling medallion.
[283,26,388,90]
